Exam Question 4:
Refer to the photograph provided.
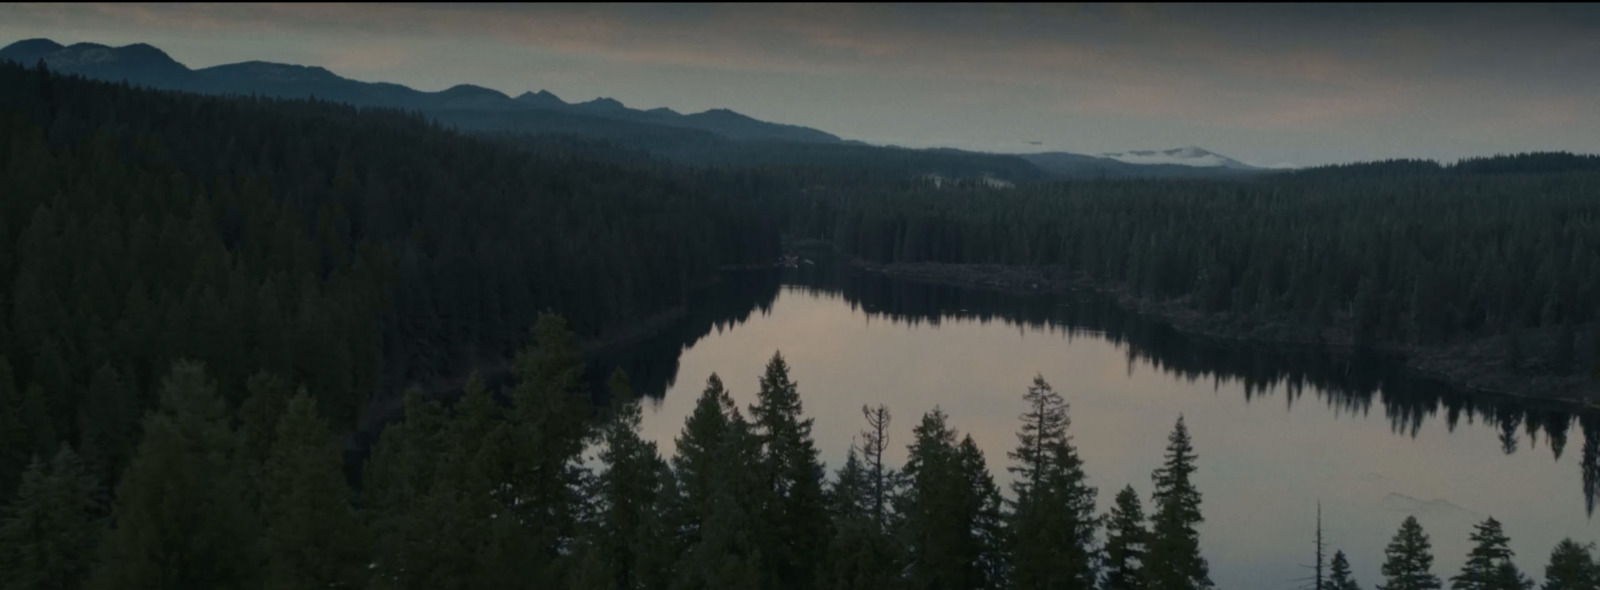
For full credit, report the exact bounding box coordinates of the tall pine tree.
[1103,485,1150,590]
[897,408,1006,590]
[87,361,259,590]
[1006,374,1098,590]
[507,313,592,585]
[1146,415,1212,590]
[582,369,673,590]
[1450,517,1532,590]
[258,392,368,589]
[748,351,830,590]
[0,446,103,590]
[671,373,740,545]
[1330,549,1363,590]
[673,376,767,590]
[1541,539,1597,590]
[1380,516,1441,590]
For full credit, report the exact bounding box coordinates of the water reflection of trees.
[587,270,784,403]
[780,263,1600,516]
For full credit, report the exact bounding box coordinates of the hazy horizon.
[3,3,1598,167]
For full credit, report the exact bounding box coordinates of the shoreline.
[842,256,1600,412]
[350,302,691,446]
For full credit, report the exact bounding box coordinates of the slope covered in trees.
[0,60,782,502]
[779,160,1600,401]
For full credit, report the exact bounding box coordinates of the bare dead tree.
[861,403,892,527]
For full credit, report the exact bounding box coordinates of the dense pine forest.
[4,55,1600,590]
[777,158,1600,399]
[0,58,781,489]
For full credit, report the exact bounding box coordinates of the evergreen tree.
[671,373,741,543]
[1450,517,1532,590]
[1541,539,1597,590]
[585,369,672,590]
[1380,516,1441,590]
[362,390,454,590]
[86,361,259,590]
[1103,485,1150,590]
[748,351,830,590]
[0,446,103,590]
[1146,415,1212,590]
[258,392,368,590]
[958,435,1009,589]
[1330,549,1363,590]
[673,384,767,590]
[365,379,518,590]
[822,447,901,590]
[897,408,1006,590]
[1007,374,1098,590]
[506,313,592,585]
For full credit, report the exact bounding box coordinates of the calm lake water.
[591,262,1598,589]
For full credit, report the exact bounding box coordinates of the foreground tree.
[673,377,767,590]
[898,408,1007,590]
[507,313,593,584]
[1380,516,1441,590]
[1102,485,1150,590]
[1007,375,1098,590]
[748,352,831,590]
[258,392,369,589]
[582,369,674,590]
[1146,416,1213,590]
[821,448,901,590]
[0,446,102,590]
[860,404,894,528]
[1330,550,1363,590]
[1541,539,1598,590]
[87,361,259,590]
[671,374,743,544]
[1450,517,1532,590]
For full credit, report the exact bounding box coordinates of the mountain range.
[0,38,840,144]
[0,38,1278,180]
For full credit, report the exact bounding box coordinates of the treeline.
[797,263,1595,451]
[3,314,1596,589]
[0,60,780,501]
[0,313,1213,590]
[781,163,1600,375]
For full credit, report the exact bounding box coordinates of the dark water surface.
[591,262,1598,589]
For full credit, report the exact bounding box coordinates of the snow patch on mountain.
[1098,146,1259,170]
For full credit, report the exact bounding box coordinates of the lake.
[591,262,1599,589]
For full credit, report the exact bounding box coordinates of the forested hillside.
[0,60,783,500]
[780,160,1600,393]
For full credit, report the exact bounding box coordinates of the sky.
[3,3,1598,167]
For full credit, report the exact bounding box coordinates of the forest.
[4,315,1596,590]
[3,56,1600,590]
[775,157,1600,393]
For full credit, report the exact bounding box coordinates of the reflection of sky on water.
[630,279,1598,590]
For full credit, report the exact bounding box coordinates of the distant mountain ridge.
[0,38,1302,182]
[0,38,843,144]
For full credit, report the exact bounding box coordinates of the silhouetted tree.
[1380,516,1441,590]
[1146,416,1212,590]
